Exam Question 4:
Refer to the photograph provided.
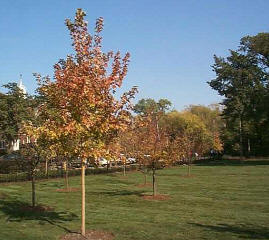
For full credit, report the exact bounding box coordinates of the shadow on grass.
[38,181,64,188]
[87,189,145,197]
[102,177,133,185]
[190,222,269,239]
[0,199,78,233]
[157,172,187,177]
[195,159,269,166]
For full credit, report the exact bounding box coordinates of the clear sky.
[0,0,268,110]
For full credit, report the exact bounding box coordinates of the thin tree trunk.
[152,162,157,196]
[65,162,69,190]
[144,169,147,185]
[239,117,243,161]
[248,138,251,156]
[123,147,127,176]
[152,115,159,197]
[45,159,48,179]
[81,158,86,236]
[188,158,191,176]
[106,160,110,172]
[123,161,126,176]
[31,170,36,207]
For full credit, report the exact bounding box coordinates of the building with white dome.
[18,74,27,95]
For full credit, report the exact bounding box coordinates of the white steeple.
[17,74,27,94]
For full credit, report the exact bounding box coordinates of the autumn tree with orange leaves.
[132,98,172,196]
[36,9,137,236]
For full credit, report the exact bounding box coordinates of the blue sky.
[0,0,268,110]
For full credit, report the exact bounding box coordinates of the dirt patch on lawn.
[60,230,114,240]
[142,194,170,201]
[136,183,152,188]
[180,175,195,178]
[0,192,8,199]
[20,204,54,213]
[118,175,128,179]
[56,188,79,192]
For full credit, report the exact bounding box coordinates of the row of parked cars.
[58,156,138,169]
[98,157,137,167]
[0,150,143,171]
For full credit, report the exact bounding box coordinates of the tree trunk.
[123,161,126,176]
[106,160,110,173]
[248,138,251,156]
[81,158,86,236]
[65,162,69,190]
[31,170,36,208]
[45,159,48,179]
[188,158,191,177]
[152,163,157,196]
[239,117,243,161]
[144,169,147,185]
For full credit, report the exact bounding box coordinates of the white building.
[18,74,27,95]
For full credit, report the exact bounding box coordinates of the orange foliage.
[37,9,137,160]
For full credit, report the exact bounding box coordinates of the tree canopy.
[0,83,34,151]
[208,32,269,156]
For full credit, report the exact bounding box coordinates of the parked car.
[1,152,21,161]
[98,157,108,167]
[127,157,136,164]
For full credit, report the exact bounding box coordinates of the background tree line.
[1,32,268,161]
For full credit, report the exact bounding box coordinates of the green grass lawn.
[0,161,268,240]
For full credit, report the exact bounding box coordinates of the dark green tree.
[208,33,269,157]
[0,83,34,152]
[134,98,171,115]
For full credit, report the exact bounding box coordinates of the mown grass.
[0,160,268,240]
